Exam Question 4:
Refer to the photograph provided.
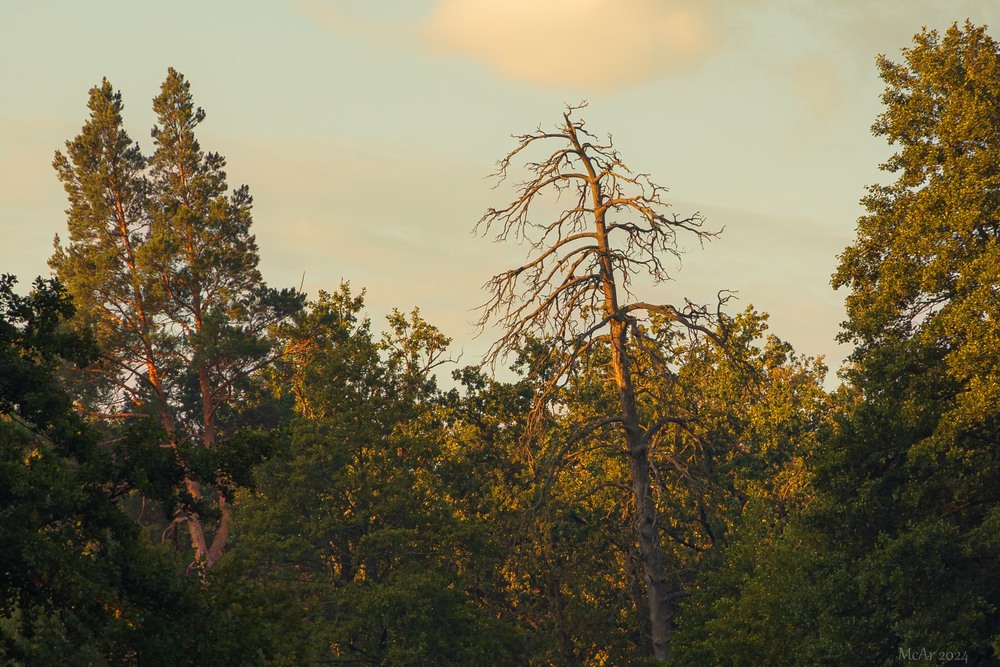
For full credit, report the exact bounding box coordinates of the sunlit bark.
[477,104,729,661]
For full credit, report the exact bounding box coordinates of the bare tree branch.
[474,104,730,662]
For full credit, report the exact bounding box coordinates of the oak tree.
[826,22,1000,660]
[683,23,1000,664]
[233,288,521,665]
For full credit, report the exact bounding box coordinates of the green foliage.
[144,68,304,439]
[553,309,829,665]
[682,22,1000,665]
[474,309,831,665]
[232,287,522,664]
[0,276,281,665]
[31,29,1000,661]
[822,21,1000,662]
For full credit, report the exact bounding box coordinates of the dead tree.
[476,104,727,662]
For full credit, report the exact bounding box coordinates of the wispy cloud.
[218,133,519,338]
[295,0,1000,106]
[788,56,848,122]
[294,0,419,50]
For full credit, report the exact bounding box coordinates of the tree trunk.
[591,153,672,660]
[610,317,673,662]
[476,109,710,662]
[207,493,231,565]
[183,476,211,567]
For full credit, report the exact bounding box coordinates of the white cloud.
[295,0,738,90]
[296,0,1000,94]
[421,0,717,90]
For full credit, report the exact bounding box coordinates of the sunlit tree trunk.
[476,105,725,660]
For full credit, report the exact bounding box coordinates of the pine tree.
[50,71,303,570]
[50,79,160,422]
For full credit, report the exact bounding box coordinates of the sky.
[3,1,1000,386]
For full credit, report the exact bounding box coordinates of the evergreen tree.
[50,71,303,570]
[49,79,158,423]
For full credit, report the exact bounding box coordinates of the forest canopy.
[3,20,1000,666]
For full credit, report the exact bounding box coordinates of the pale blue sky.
[3,1,999,383]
